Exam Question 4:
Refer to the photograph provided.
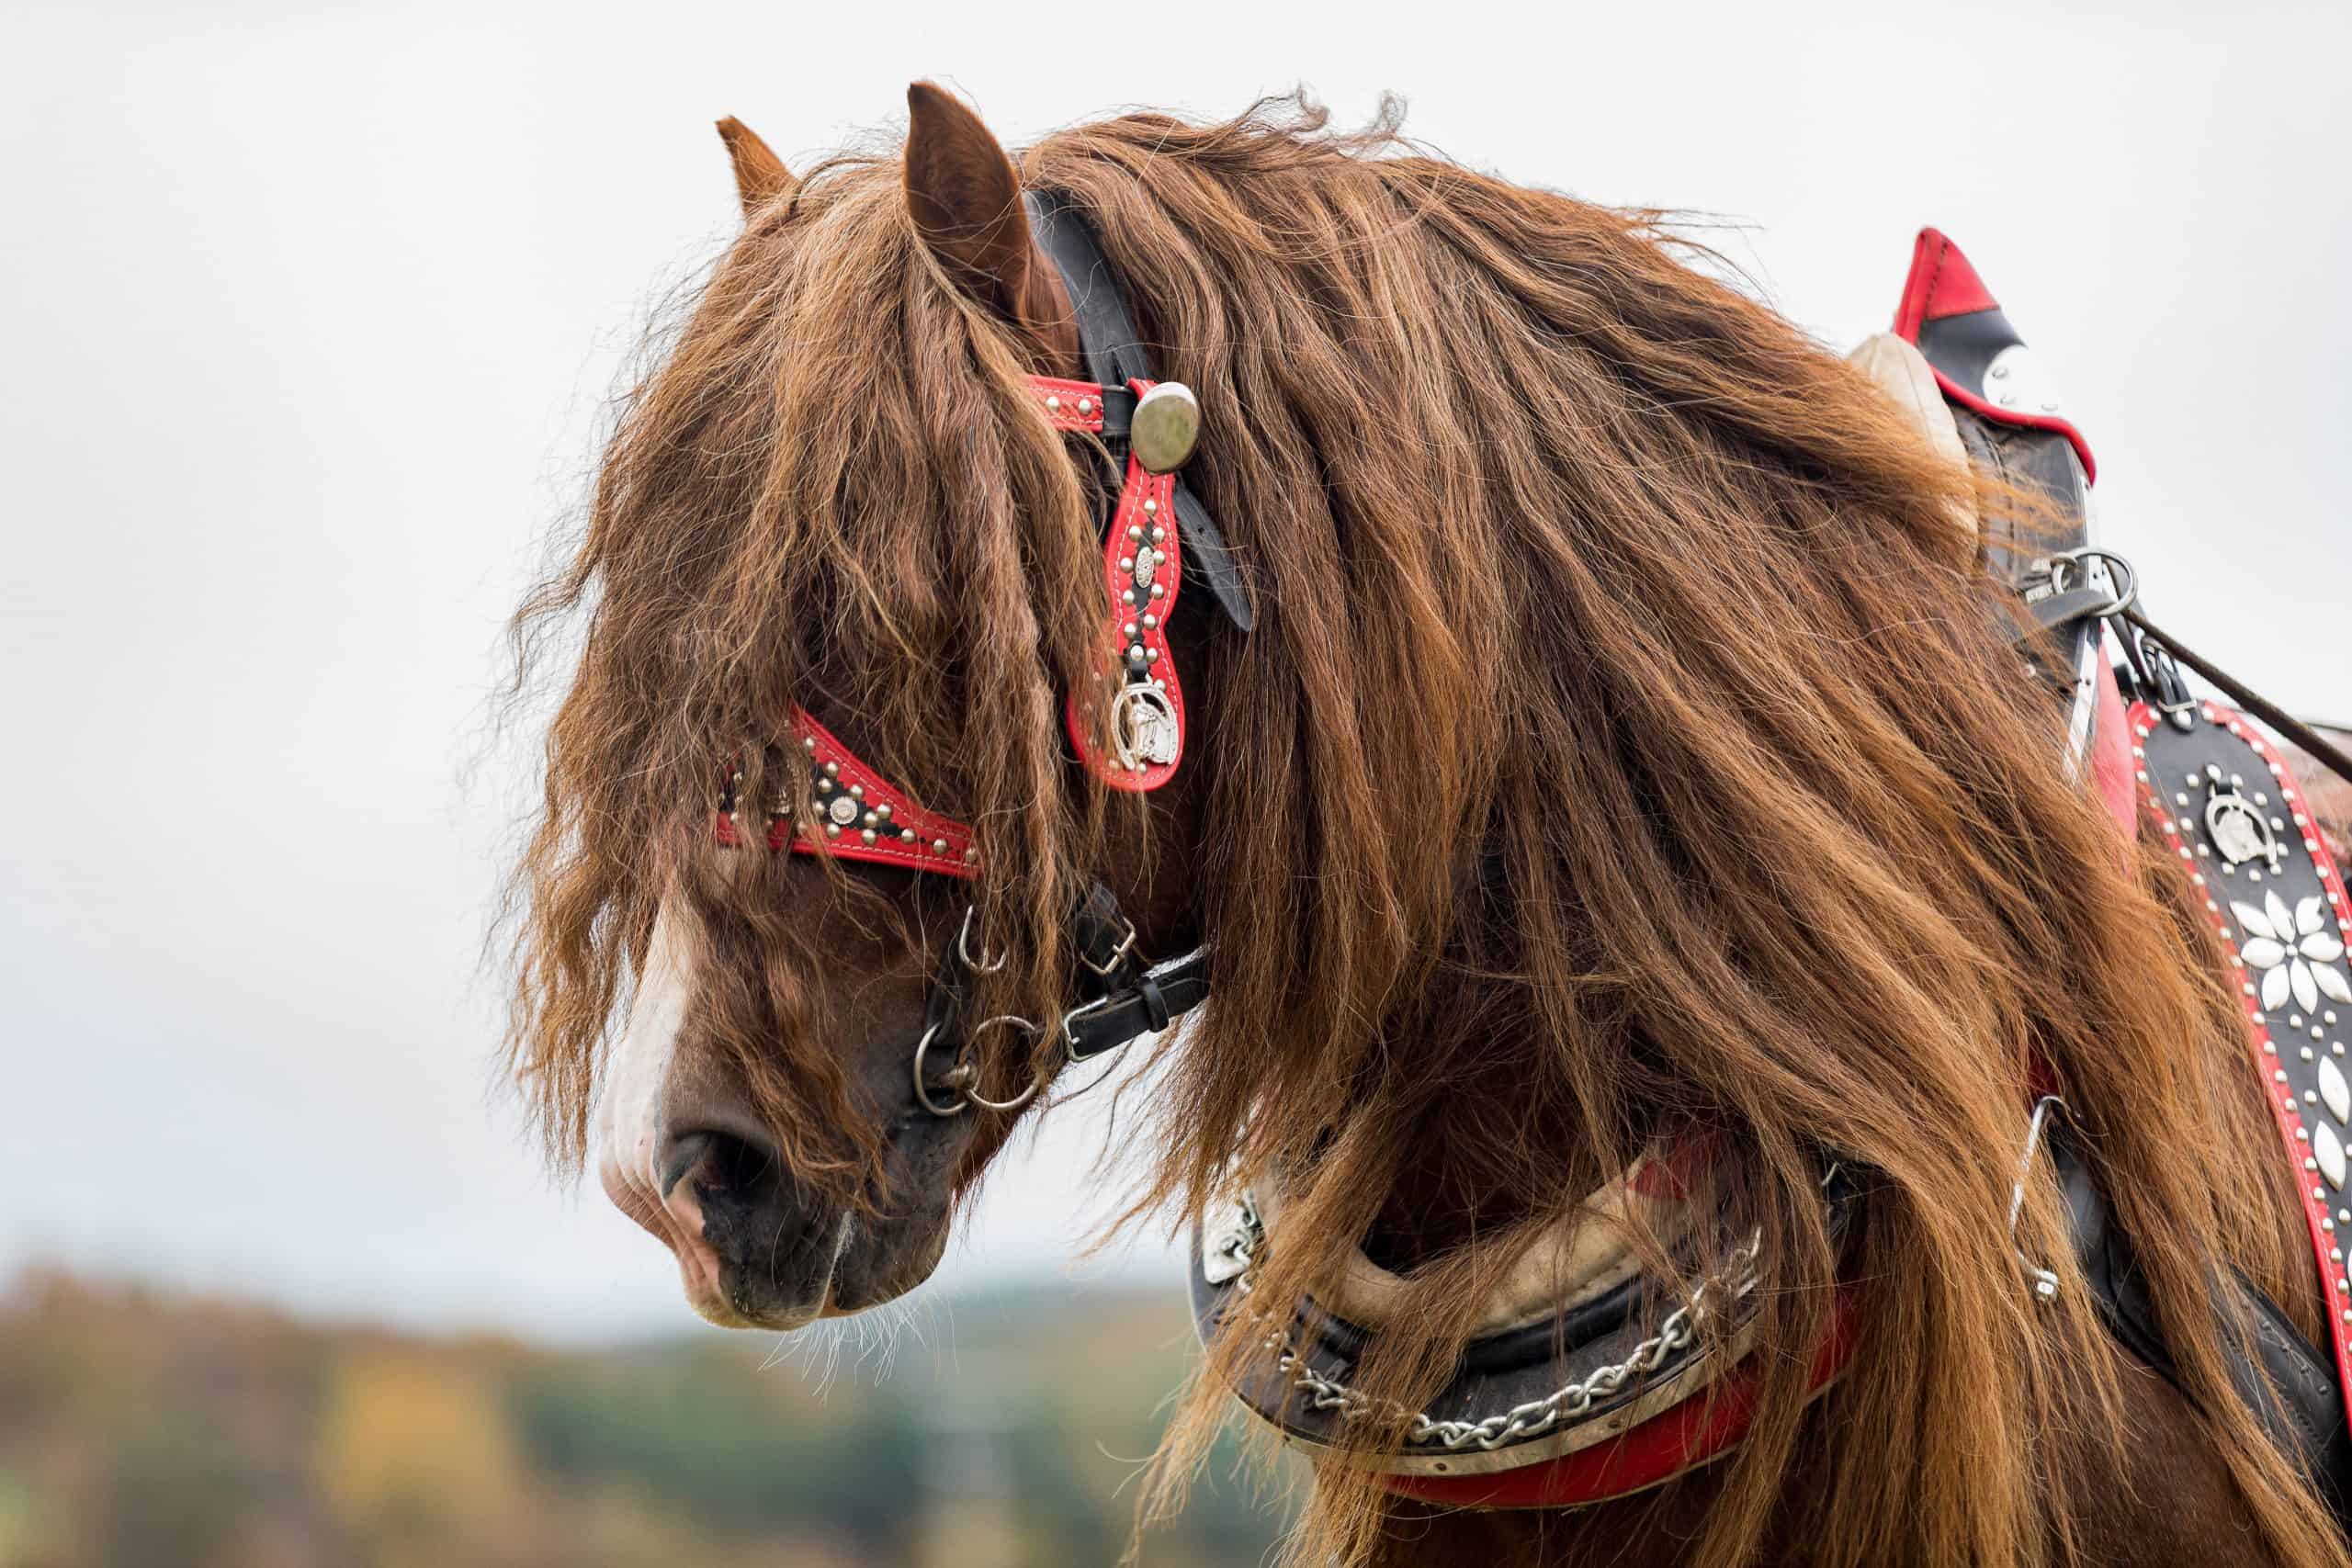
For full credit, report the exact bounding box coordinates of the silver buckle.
[1078,917,1138,978]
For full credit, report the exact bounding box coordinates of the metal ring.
[909,1021,972,1118]
[959,1015,1045,1111]
[956,906,1009,974]
[2046,546,2138,619]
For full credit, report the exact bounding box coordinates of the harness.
[734,202,2352,1517]
[1182,228,2352,1514]
[715,193,1242,1114]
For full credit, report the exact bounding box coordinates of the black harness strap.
[2120,606,2352,790]
[1023,189,1254,634]
[2053,1126,2352,1515]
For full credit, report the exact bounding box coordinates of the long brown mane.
[507,96,2342,1565]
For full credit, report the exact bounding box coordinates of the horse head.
[514,85,1229,1329]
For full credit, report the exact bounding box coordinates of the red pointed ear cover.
[1892,226,1998,339]
[1892,227,2097,482]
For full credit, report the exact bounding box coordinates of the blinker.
[1131,382,1201,473]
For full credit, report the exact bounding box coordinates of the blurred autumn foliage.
[0,1269,1291,1567]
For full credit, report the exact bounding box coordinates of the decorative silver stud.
[932,839,949,854]
[1131,383,1200,473]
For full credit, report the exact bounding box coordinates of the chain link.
[1205,1190,1762,1454]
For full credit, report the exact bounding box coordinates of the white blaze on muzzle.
[594,908,736,1318]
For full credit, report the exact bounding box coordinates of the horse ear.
[716,117,794,216]
[902,82,1077,367]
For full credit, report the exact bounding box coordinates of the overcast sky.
[4,0,2346,1345]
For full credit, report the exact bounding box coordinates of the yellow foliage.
[313,1352,533,1558]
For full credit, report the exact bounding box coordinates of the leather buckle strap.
[1073,880,1140,977]
[1058,947,1211,1061]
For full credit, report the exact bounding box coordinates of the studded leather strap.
[1031,374,1189,795]
[2131,697,2352,1435]
[714,707,978,878]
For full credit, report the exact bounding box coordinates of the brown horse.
[504,85,2352,1566]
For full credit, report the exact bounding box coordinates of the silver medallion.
[1111,682,1180,769]
[2204,767,2283,874]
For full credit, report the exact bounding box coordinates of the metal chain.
[1205,1190,1763,1454]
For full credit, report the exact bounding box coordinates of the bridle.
[717,190,1251,1118]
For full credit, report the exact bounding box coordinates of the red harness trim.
[714,707,977,879]
[1050,377,1187,794]
[715,374,1189,870]
[2130,698,2352,1432]
[1030,376,1111,434]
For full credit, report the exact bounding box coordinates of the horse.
[503,85,2352,1566]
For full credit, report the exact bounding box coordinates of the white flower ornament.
[2234,892,2352,1013]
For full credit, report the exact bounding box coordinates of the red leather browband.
[717,707,978,878]
[713,374,1190,875]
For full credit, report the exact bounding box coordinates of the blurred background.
[2,0,2346,1562]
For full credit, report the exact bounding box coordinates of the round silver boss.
[1130,382,1201,474]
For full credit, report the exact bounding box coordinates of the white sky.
[3,0,2346,1343]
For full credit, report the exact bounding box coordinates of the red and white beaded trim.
[709,371,1194,874]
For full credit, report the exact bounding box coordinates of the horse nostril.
[660,1123,781,1203]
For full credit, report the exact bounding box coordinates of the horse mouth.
[601,1113,963,1331]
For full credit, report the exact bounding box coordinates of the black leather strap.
[910,880,1213,1111]
[1064,947,1212,1060]
[2054,1126,2352,1518]
[1022,188,1254,633]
